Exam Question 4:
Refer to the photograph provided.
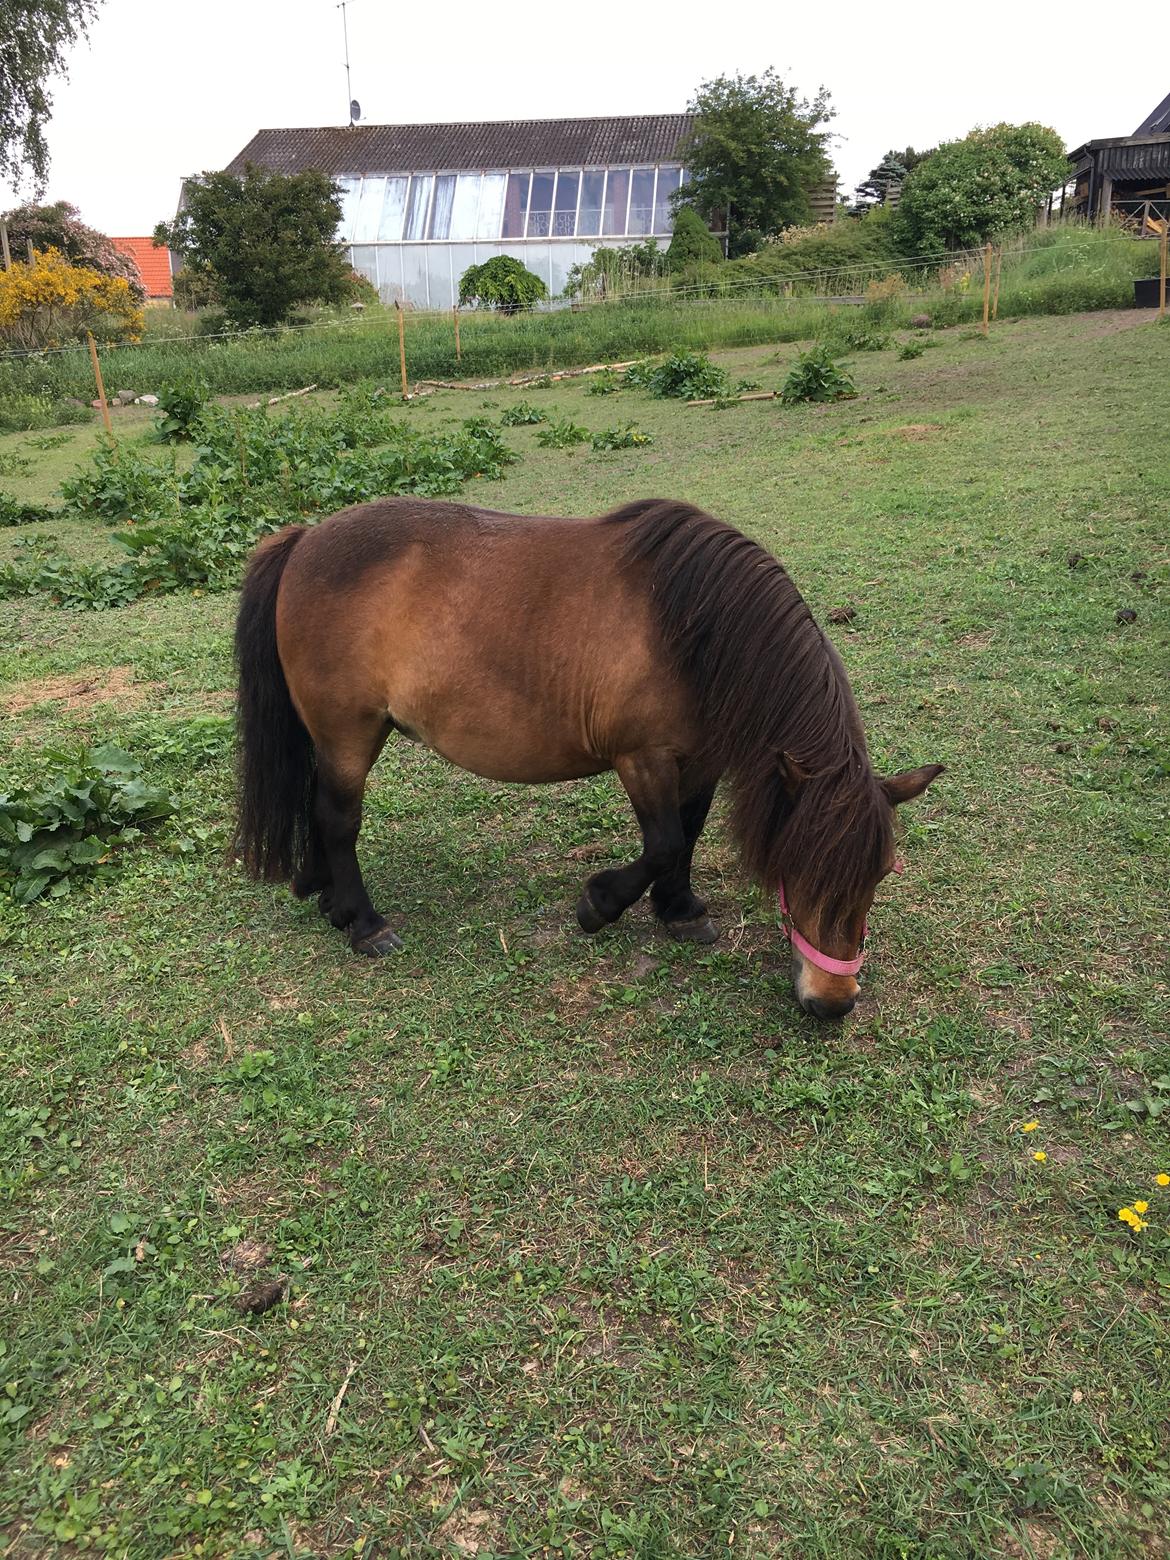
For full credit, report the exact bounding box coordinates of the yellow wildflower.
[1032,1150,1047,1163]
[1119,1207,1136,1224]
[1156,1174,1169,1187]
[1021,1121,1039,1132]
[1133,1201,1149,1215]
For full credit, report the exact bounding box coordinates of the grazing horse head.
[772,757,944,1018]
[611,499,944,1017]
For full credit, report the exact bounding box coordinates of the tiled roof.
[225,115,695,176]
[112,237,173,298]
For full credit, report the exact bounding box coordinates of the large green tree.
[0,0,100,190]
[155,166,351,327]
[895,124,1068,254]
[677,70,835,257]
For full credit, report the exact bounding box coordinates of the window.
[428,174,456,239]
[336,176,362,242]
[653,167,682,233]
[477,173,507,238]
[602,167,631,236]
[502,172,530,238]
[553,171,579,237]
[450,174,482,240]
[404,174,433,240]
[526,171,554,238]
[352,177,385,242]
[628,169,656,236]
[578,170,605,236]
[378,177,408,241]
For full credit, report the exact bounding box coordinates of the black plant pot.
[1133,277,1166,308]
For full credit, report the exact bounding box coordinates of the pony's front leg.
[576,750,688,935]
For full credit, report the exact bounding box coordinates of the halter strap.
[778,859,903,979]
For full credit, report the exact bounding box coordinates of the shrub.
[634,351,731,401]
[563,241,666,301]
[60,439,180,525]
[0,743,175,902]
[459,255,548,314]
[0,201,146,301]
[590,424,653,451]
[535,417,589,448]
[897,337,939,360]
[156,379,210,442]
[0,392,92,433]
[0,248,143,351]
[499,401,546,425]
[825,324,891,352]
[780,343,857,403]
[666,208,723,272]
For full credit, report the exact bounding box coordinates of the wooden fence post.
[453,305,461,364]
[1160,225,1168,320]
[395,300,408,397]
[0,222,10,271]
[981,242,993,335]
[86,331,114,438]
[991,248,1003,320]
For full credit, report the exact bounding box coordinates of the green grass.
[0,228,1160,413]
[1,311,1168,1557]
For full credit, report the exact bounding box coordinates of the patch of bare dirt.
[436,1507,499,1556]
[885,423,944,440]
[1077,308,1156,340]
[2,665,157,717]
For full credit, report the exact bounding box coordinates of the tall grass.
[0,227,1157,406]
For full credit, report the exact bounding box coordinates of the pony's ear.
[778,751,811,798]
[881,764,945,806]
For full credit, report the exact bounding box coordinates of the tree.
[666,208,723,272]
[0,1,101,190]
[154,166,351,327]
[849,147,933,214]
[458,255,547,313]
[0,246,141,351]
[677,70,835,257]
[1,200,144,300]
[895,124,1068,254]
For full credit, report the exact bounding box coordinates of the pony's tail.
[233,525,314,881]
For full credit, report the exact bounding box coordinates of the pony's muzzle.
[793,953,860,1019]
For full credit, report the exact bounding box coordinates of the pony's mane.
[607,499,892,932]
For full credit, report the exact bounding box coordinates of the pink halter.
[778,860,903,978]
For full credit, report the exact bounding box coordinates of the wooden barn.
[1064,89,1170,232]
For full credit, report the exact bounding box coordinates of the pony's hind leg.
[312,719,401,957]
[650,780,718,943]
[576,750,688,935]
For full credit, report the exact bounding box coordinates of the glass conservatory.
[336,165,686,308]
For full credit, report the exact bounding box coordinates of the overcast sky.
[1,0,1160,235]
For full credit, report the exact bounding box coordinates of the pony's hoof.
[665,914,719,945]
[576,891,609,934]
[352,923,404,957]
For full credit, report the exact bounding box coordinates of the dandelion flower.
[1032,1150,1047,1163]
[1157,1174,1169,1187]
[1119,1207,1136,1224]
[1022,1121,1039,1132]
[1133,1201,1149,1215]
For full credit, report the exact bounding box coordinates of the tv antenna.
[337,0,359,124]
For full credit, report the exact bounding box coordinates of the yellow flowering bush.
[0,248,143,352]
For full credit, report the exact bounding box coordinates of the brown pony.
[233,497,941,1017]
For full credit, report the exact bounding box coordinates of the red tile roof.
[112,237,173,298]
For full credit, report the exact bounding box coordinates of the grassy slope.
[1,313,1168,1558]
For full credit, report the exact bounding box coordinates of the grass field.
[1,311,1168,1557]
